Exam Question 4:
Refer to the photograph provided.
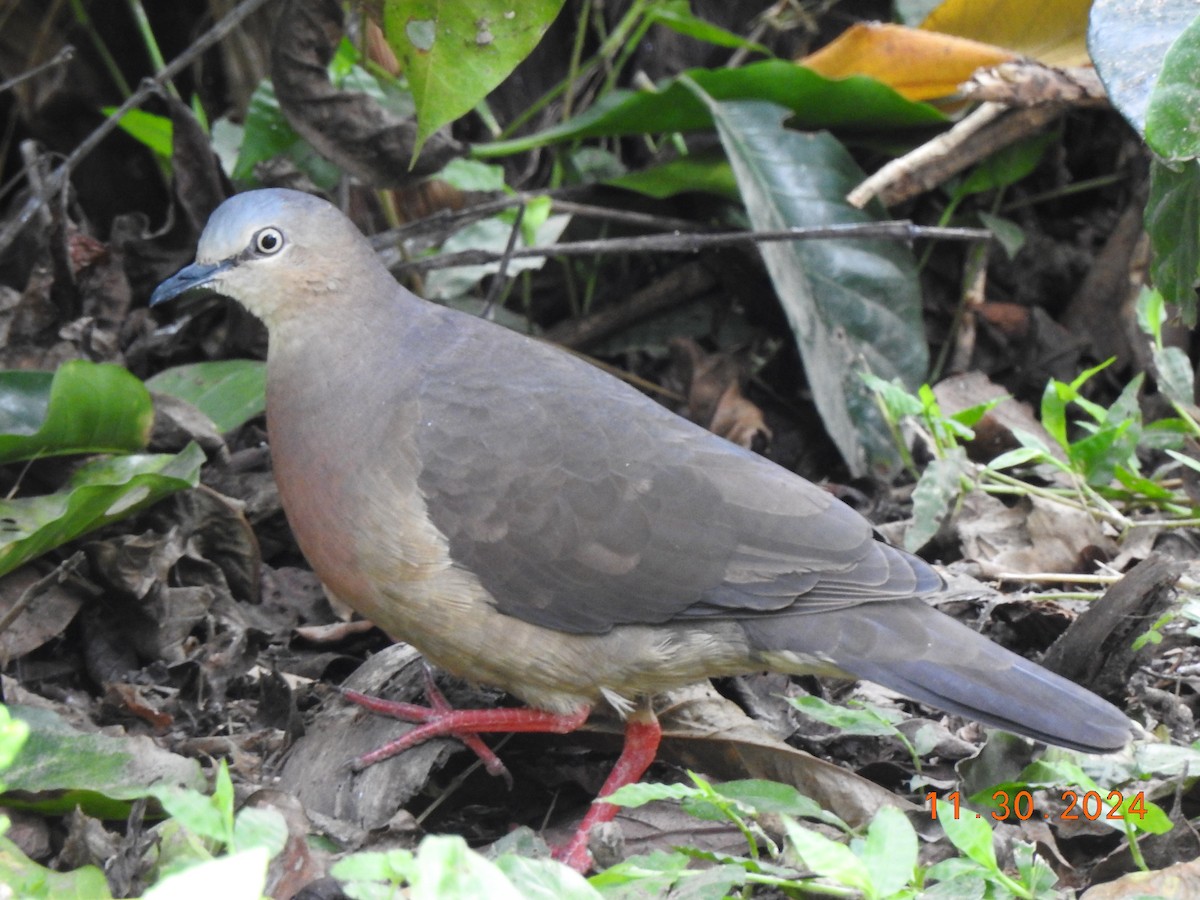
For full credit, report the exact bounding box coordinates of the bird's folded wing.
[410,318,939,635]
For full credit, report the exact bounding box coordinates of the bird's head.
[150,189,380,328]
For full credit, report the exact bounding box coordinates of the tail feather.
[743,597,1131,753]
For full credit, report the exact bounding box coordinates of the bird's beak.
[149,259,232,307]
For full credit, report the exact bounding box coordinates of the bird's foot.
[341,666,589,789]
[552,706,662,873]
[342,670,662,876]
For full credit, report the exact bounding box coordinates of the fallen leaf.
[921,0,1093,67]
[802,23,1014,101]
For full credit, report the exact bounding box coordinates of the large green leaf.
[0,444,204,578]
[234,80,342,189]
[476,61,946,158]
[1100,2,1200,322]
[1145,10,1200,161]
[1089,0,1198,140]
[0,835,113,900]
[146,360,267,433]
[383,0,567,158]
[0,361,153,465]
[697,94,926,474]
[1146,158,1200,323]
[606,149,739,200]
[1,705,204,818]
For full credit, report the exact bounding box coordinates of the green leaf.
[0,834,114,900]
[2,705,204,818]
[782,818,874,894]
[1040,380,1070,449]
[0,705,29,781]
[1136,285,1166,345]
[697,94,926,474]
[492,854,602,900]
[937,806,998,871]
[949,394,1006,431]
[0,444,204,578]
[383,0,567,159]
[234,80,342,189]
[605,781,699,807]
[143,847,269,900]
[712,780,829,820]
[155,786,230,849]
[408,834,524,900]
[585,850,691,892]
[790,695,902,736]
[861,807,918,897]
[1146,158,1200,324]
[1012,841,1059,896]
[102,106,173,158]
[0,361,153,463]
[907,451,970,551]
[1089,0,1199,137]
[978,211,1026,259]
[607,150,739,200]
[477,61,946,157]
[232,807,288,858]
[438,158,508,191]
[146,360,267,433]
[1067,421,1133,485]
[956,131,1056,196]
[1145,10,1200,160]
[331,848,415,883]
[863,374,924,419]
[984,445,1046,471]
[649,1,770,55]
[425,212,570,301]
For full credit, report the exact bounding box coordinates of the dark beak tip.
[148,280,179,308]
[148,260,226,308]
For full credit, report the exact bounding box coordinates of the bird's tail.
[744,597,1131,753]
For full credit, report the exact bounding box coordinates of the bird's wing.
[410,313,938,635]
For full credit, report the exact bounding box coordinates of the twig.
[480,203,524,318]
[0,0,273,257]
[392,221,992,275]
[0,45,75,95]
[848,102,1068,209]
[370,189,701,257]
[544,259,718,349]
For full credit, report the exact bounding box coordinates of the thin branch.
[390,221,993,275]
[0,45,75,95]
[369,189,702,255]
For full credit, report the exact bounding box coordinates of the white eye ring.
[253,227,284,255]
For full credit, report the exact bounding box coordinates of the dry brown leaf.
[103,683,173,730]
[0,565,84,663]
[1081,856,1200,900]
[955,491,1116,577]
[933,371,1065,464]
[279,643,471,831]
[801,23,1014,101]
[652,682,915,828]
[668,338,771,450]
[248,789,331,900]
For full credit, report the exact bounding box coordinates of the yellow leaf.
[801,23,1014,101]
[921,0,1093,67]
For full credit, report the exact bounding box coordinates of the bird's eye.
[253,227,284,255]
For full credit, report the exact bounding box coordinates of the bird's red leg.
[343,674,661,874]
[554,703,662,873]
[341,669,588,784]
